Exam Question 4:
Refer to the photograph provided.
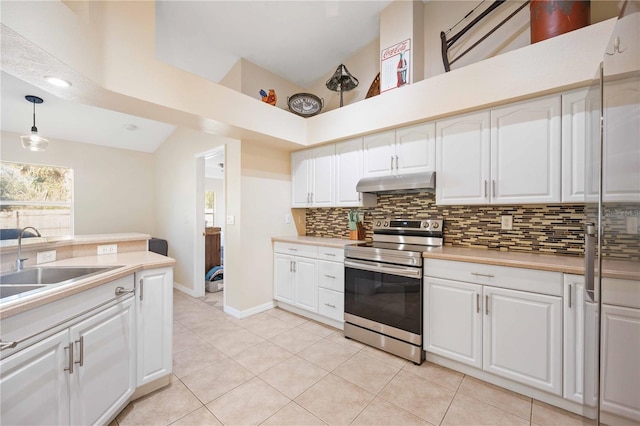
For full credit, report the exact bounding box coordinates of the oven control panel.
[373,218,443,232]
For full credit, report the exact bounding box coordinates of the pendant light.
[20,95,49,152]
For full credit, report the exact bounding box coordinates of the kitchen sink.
[0,284,48,299]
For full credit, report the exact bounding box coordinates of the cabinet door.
[395,123,436,175]
[600,304,640,422]
[603,78,640,203]
[274,253,295,304]
[310,144,335,207]
[483,286,562,395]
[335,138,364,206]
[70,298,136,426]
[136,267,173,386]
[363,131,395,177]
[424,277,482,368]
[0,330,70,426]
[318,288,344,322]
[490,96,561,204]
[294,257,318,313]
[291,150,312,207]
[436,111,491,205]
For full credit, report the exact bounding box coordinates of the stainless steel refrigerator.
[583,2,640,424]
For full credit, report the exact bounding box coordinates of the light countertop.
[0,233,151,253]
[272,235,364,248]
[0,251,175,319]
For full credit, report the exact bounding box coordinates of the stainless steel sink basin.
[0,284,47,299]
[0,267,114,285]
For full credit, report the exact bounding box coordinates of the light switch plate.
[226,215,235,225]
[37,250,57,264]
[97,244,118,255]
[285,214,292,224]
[501,215,513,230]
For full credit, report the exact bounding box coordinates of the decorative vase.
[530,0,590,44]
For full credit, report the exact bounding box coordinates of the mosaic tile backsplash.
[305,192,639,260]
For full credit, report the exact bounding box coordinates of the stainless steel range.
[344,217,443,364]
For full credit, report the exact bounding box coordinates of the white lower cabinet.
[0,295,135,426]
[318,288,344,322]
[135,267,173,386]
[424,259,563,396]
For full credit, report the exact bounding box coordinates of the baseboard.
[173,282,199,297]
[224,300,275,319]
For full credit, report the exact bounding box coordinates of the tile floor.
[112,290,592,426]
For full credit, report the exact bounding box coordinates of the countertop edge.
[271,235,364,249]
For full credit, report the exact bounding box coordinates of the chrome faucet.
[16,226,42,271]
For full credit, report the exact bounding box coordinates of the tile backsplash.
[305,192,638,260]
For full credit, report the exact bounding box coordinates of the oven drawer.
[318,260,344,292]
[318,288,344,322]
[424,259,563,296]
[274,242,318,258]
[318,247,344,262]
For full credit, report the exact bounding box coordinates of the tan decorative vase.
[530,0,590,43]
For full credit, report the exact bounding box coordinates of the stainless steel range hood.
[356,172,436,194]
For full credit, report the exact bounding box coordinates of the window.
[0,162,74,237]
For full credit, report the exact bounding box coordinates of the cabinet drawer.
[274,242,318,258]
[424,259,562,296]
[318,247,344,262]
[318,288,344,322]
[318,261,344,292]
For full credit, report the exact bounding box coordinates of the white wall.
[0,130,155,235]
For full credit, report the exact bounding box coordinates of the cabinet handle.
[65,343,74,374]
[293,262,296,273]
[310,192,314,203]
[476,293,480,313]
[471,272,494,278]
[358,192,362,202]
[485,295,489,315]
[0,340,18,351]
[323,253,336,257]
[484,180,488,198]
[324,303,336,309]
[492,180,496,197]
[74,337,84,367]
[307,192,311,203]
[290,261,293,273]
[140,279,144,301]
[395,155,399,170]
[115,286,135,296]
[568,284,572,309]
[324,274,336,279]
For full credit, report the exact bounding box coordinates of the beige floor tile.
[175,308,224,331]
[262,402,326,426]
[265,308,310,326]
[210,328,264,356]
[299,320,337,337]
[298,339,359,371]
[442,393,529,426]
[206,377,290,425]
[359,344,410,369]
[532,400,594,426]
[232,340,293,375]
[402,361,464,391]
[324,330,366,351]
[229,312,273,327]
[259,355,329,399]
[169,407,222,426]
[190,318,244,343]
[269,326,325,353]
[172,342,229,378]
[245,315,296,339]
[332,352,400,394]
[116,379,202,426]
[378,370,455,425]
[351,397,433,426]
[295,374,375,425]
[173,327,206,355]
[181,357,255,404]
[457,376,532,420]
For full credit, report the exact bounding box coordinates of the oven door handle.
[345,259,422,279]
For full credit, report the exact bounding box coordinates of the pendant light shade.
[20,95,49,152]
[326,64,359,107]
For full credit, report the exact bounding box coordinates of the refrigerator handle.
[585,222,597,302]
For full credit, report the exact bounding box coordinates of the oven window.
[345,267,422,335]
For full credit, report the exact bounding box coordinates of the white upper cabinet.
[335,138,376,207]
[436,96,561,205]
[291,145,335,207]
[603,78,640,203]
[490,96,561,204]
[363,123,435,178]
[436,111,491,205]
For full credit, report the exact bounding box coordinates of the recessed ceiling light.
[44,76,72,88]
[123,124,138,131]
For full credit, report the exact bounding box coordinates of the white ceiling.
[1,1,392,152]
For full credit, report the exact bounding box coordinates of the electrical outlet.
[501,215,513,230]
[627,216,638,235]
[97,244,118,255]
[36,250,57,264]
[285,214,292,224]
